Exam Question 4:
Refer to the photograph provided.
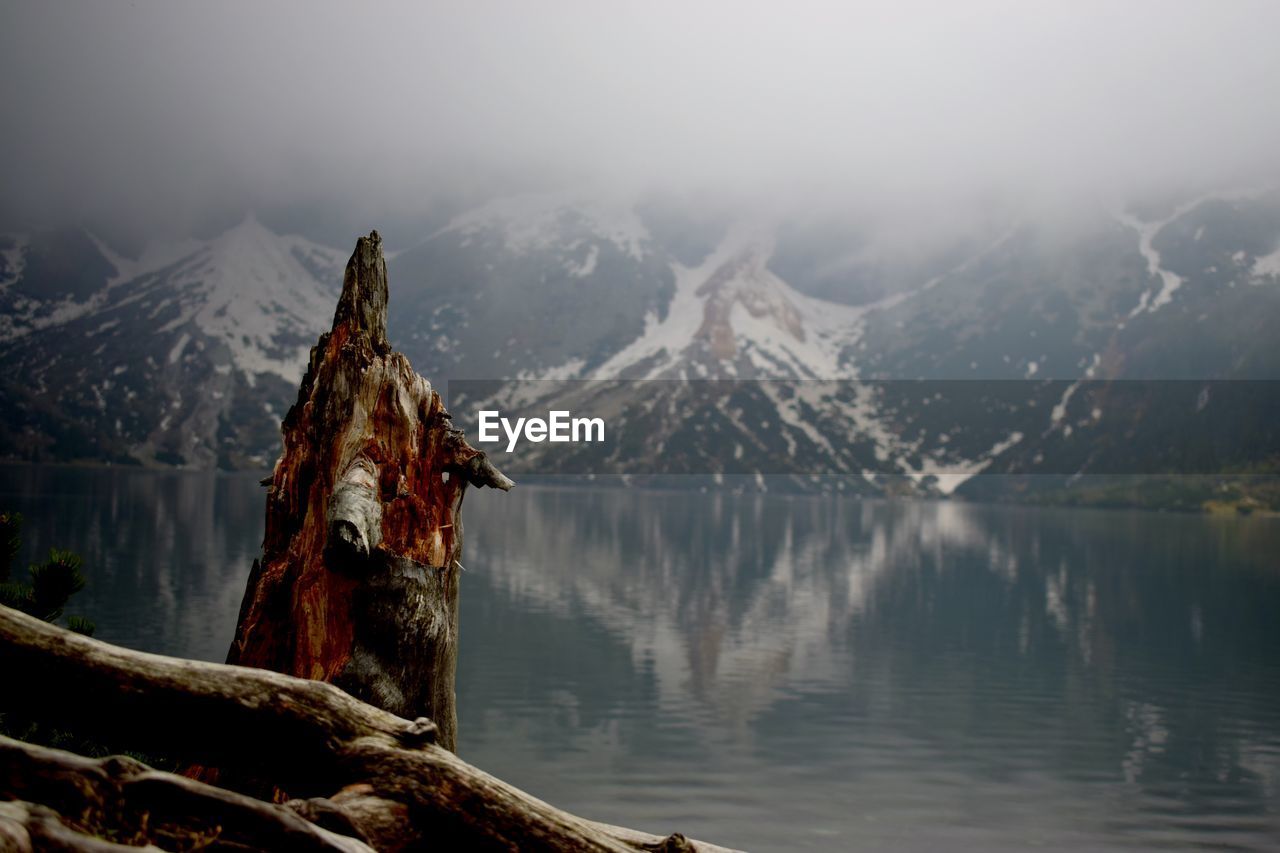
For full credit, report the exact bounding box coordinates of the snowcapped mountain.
[385,189,677,384]
[0,216,343,467]
[429,188,1280,499]
[123,214,344,384]
[588,226,866,381]
[2,188,1278,506]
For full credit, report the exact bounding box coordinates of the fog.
[2,0,1278,239]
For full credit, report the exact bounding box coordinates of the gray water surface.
[3,465,1279,851]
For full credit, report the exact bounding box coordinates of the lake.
[3,464,1279,851]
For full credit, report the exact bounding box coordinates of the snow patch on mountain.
[0,233,112,343]
[0,217,343,380]
[168,332,191,365]
[0,234,29,288]
[590,226,863,380]
[913,431,1024,496]
[1116,211,1184,316]
[718,238,864,378]
[1118,187,1278,315]
[147,215,343,383]
[0,294,100,343]
[1254,243,1280,279]
[0,273,110,344]
[515,357,587,382]
[569,245,599,277]
[1049,353,1101,431]
[589,234,730,379]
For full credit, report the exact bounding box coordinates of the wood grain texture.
[227,231,511,753]
[0,605,740,852]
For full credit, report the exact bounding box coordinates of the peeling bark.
[0,740,373,852]
[226,231,510,752]
[0,605,740,853]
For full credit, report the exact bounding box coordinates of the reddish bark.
[226,231,510,752]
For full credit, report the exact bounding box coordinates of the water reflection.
[0,464,262,662]
[2,466,1279,850]
[459,487,1280,850]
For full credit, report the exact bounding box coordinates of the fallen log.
[0,739,372,852]
[0,604,739,852]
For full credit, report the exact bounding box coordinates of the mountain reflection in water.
[3,466,1279,851]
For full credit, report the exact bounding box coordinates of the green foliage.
[0,511,93,628]
[66,614,96,636]
[0,510,101,751]
[3,548,90,623]
[28,548,87,621]
[0,579,32,611]
[0,510,20,580]
[1019,471,1280,514]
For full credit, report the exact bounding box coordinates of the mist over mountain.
[2,185,1278,510]
[4,1,1280,237]
[1,1,1278,505]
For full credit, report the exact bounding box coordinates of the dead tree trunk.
[227,231,511,753]
[0,605,735,852]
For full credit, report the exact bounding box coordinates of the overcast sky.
[2,0,1278,237]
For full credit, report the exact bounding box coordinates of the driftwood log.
[0,604,736,852]
[0,740,372,853]
[227,230,512,753]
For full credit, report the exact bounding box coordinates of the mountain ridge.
[2,189,1278,505]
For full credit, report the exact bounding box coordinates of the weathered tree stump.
[226,231,512,753]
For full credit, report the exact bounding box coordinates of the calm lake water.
[3,464,1280,851]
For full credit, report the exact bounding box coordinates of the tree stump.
[226,231,511,752]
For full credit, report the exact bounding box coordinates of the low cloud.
[2,0,1278,237]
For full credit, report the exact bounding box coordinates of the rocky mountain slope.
[427,189,1280,498]
[0,216,344,467]
[2,188,1278,502]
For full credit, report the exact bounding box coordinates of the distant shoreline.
[1,459,1278,519]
